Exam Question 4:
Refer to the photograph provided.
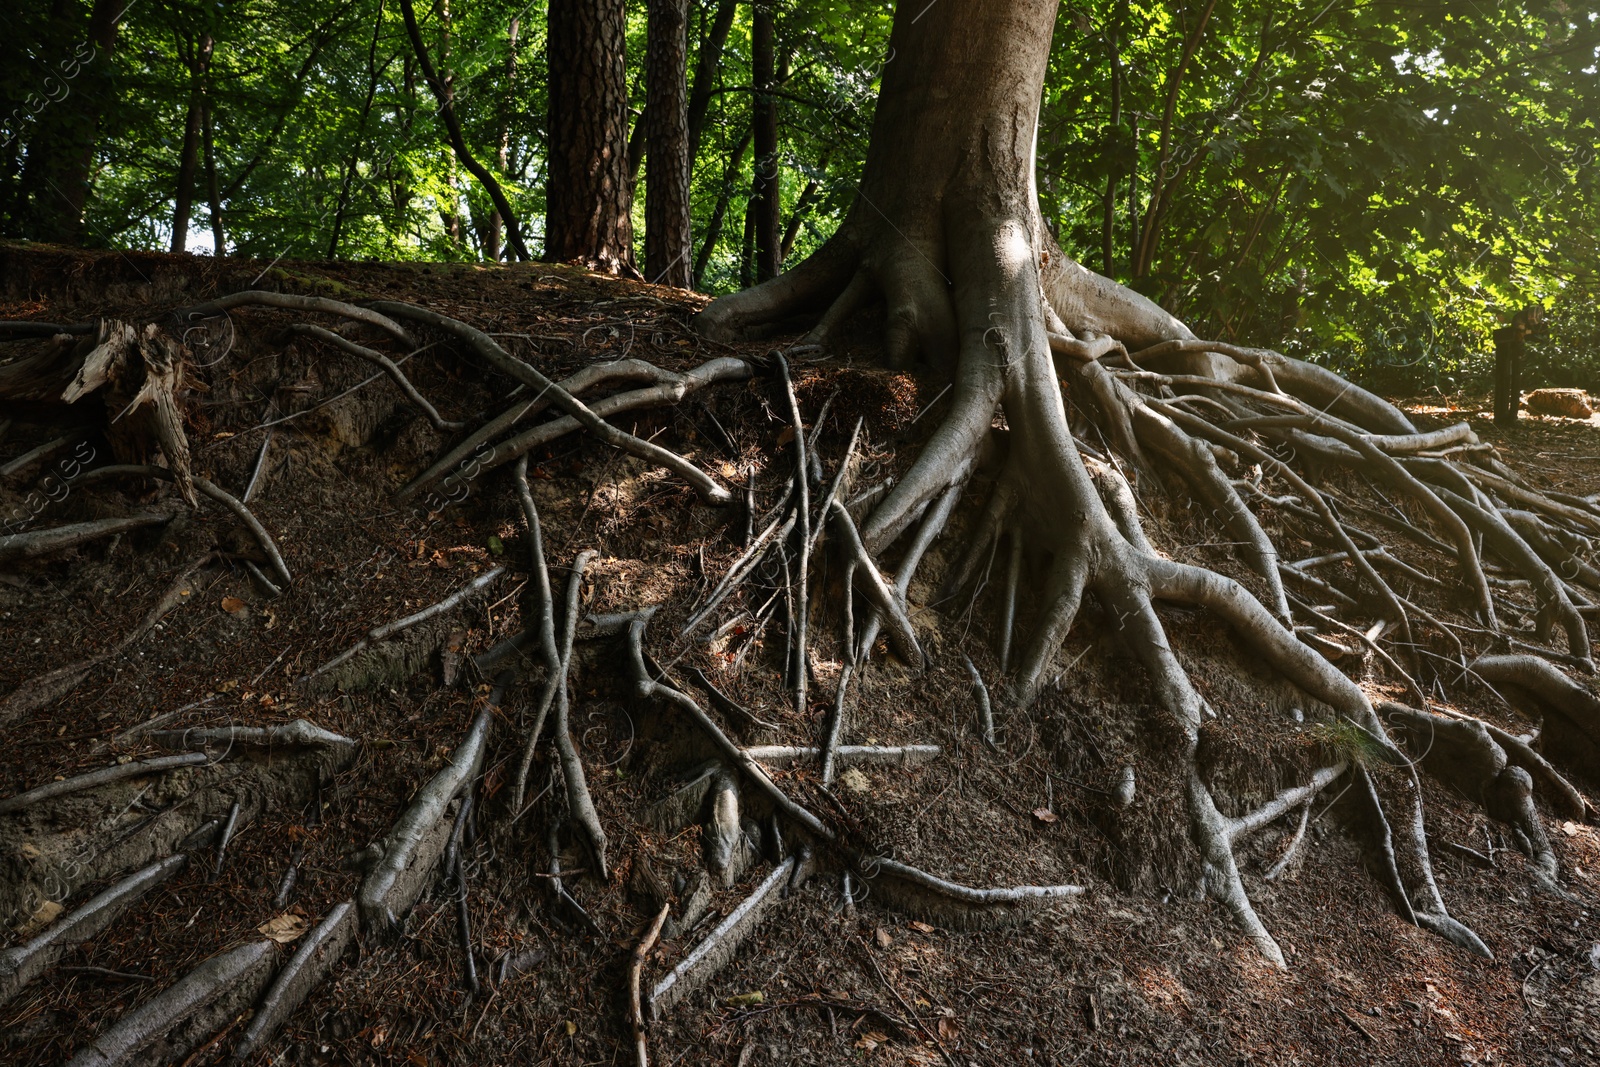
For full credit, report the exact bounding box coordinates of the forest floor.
[1,244,1597,1067]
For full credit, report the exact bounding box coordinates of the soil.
[1,242,1597,1066]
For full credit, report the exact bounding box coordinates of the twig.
[861,939,959,1067]
[630,903,671,1067]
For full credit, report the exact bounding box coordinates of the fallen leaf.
[1032,807,1059,824]
[937,1017,960,1041]
[776,426,796,446]
[564,1020,577,1036]
[257,911,308,944]
[840,767,871,793]
[854,1031,887,1051]
[908,921,935,934]
[220,596,246,614]
[16,899,63,938]
[875,927,893,948]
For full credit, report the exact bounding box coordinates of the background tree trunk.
[486,15,520,263]
[687,0,739,161]
[170,34,214,254]
[21,0,124,246]
[692,125,751,290]
[645,0,692,287]
[546,0,636,275]
[750,2,781,282]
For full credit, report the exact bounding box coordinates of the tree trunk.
[202,98,225,254]
[327,3,388,260]
[171,34,215,254]
[749,3,781,282]
[486,15,520,263]
[692,125,752,290]
[1100,2,1124,277]
[20,0,123,246]
[399,0,529,261]
[695,0,1489,970]
[687,0,739,161]
[546,0,636,275]
[645,0,692,287]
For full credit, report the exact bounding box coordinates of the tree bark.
[171,34,214,254]
[546,0,637,275]
[645,0,693,287]
[750,2,781,282]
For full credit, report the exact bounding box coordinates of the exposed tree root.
[358,690,497,931]
[681,69,1598,964]
[0,753,210,815]
[148,719,354,753]
[229,902,357,1065]
[742,745,940,768]
[63,939,278,1067]
[368,301,734,505]
[648,857,795,1019]
[303,567,505,685]
[629,902,671,1067]
[0,513,171,564]
[0,854,187,1008]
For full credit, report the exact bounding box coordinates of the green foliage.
[1,0,1595,392]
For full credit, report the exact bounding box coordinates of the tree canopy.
[1,0,1596,387]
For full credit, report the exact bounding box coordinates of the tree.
[644,0,692,287]
[15,0,124,246]
[697,0,1595,966]
[546,0,637,275]
[748,1,781,282]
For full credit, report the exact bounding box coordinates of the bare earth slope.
[0,244,1596,1066]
